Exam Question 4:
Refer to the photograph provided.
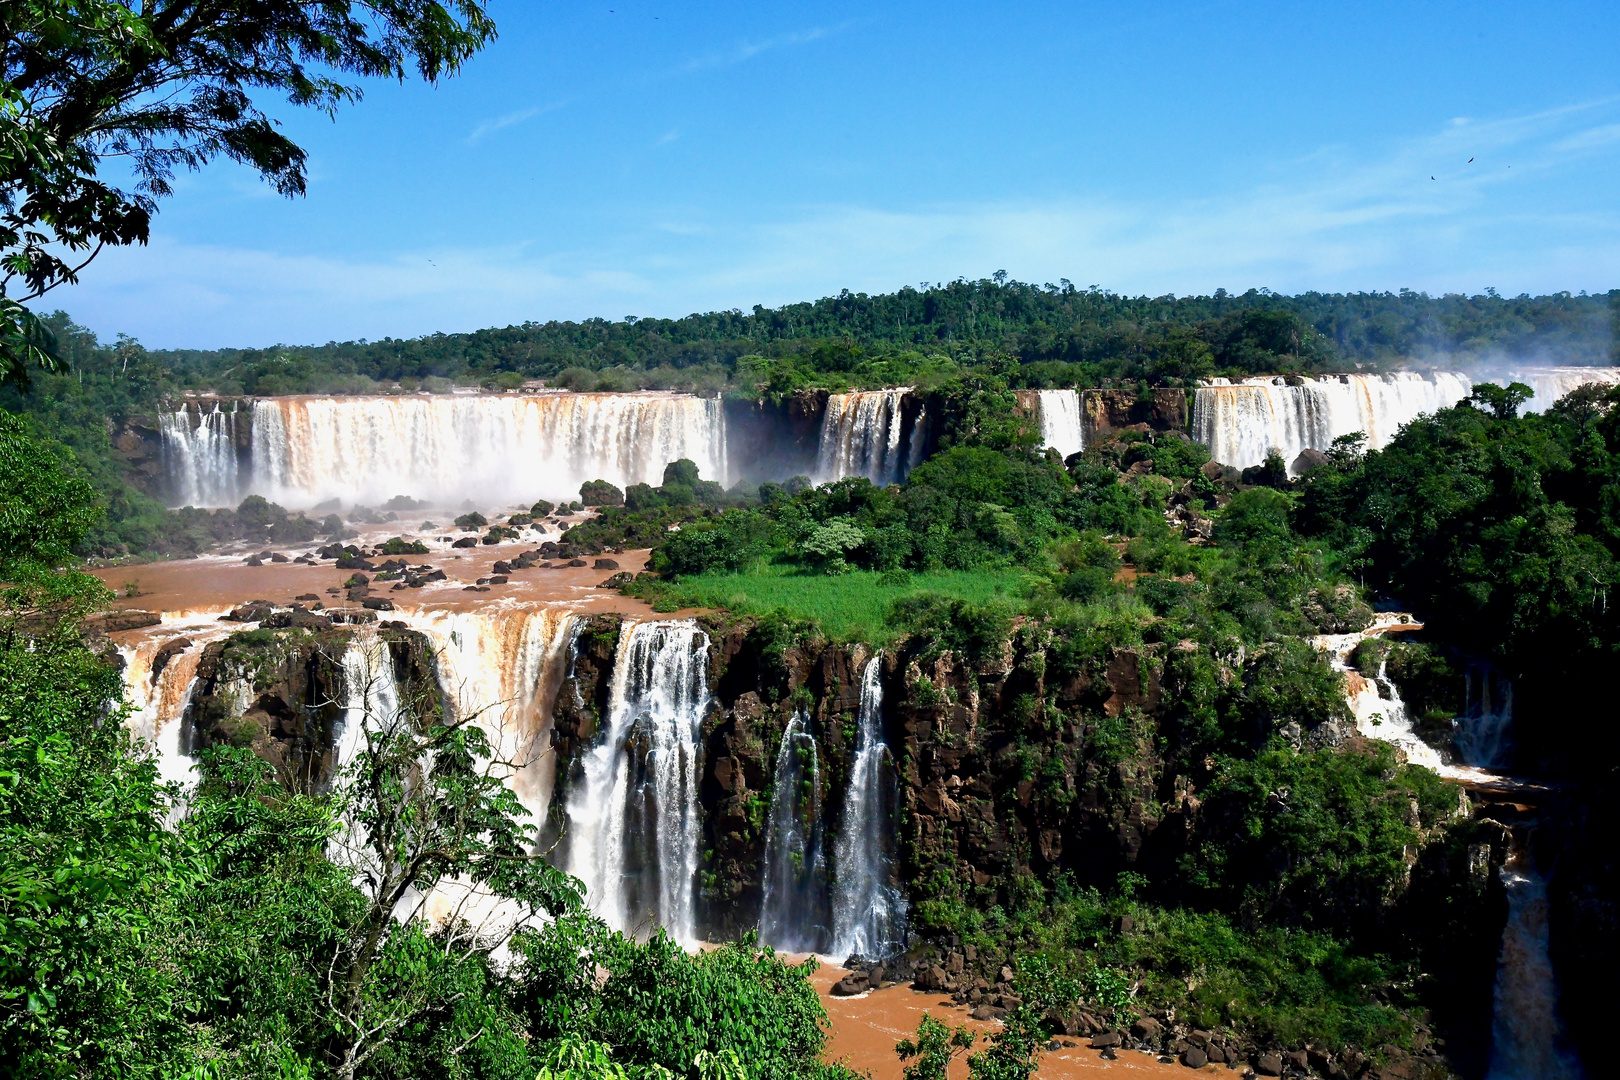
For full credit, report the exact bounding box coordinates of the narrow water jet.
[830,657,906,961]
[562,620,710,944]
[759,711,828,953]
[1484,850,1583,1080]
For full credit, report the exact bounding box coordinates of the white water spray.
[160,403,244,507]
[760,711,827,952]
[830,657,907,960]
[563,620,710,944]
[162,392,728,508]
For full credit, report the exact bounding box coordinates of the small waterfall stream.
[562,620,710,944]
[830,657,906,960]
[759,711,828,952]
[1036,389,1083,460]
[1485,851,1584,1080]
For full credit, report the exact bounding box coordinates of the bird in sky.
[1430,176,1436,180]
[1468,157,1474,163]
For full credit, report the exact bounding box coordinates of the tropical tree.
[0,0,497,387]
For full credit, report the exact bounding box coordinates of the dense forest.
[138,282,1620,396]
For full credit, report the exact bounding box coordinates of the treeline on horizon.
[128,279,1620,398]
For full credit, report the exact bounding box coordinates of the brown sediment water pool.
[806,964,1215,1079]
[93,538,675,622]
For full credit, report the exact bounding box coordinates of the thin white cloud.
[674,22,851,75]
[465,99,570,145]
[656,128,680,146]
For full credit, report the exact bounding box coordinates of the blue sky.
[66,0,1620,349]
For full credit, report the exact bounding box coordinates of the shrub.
[454,511,488,530]
[580,479,625,507]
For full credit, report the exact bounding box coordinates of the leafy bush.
[580,479,624,507]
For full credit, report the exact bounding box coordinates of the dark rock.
[270,552,289,563]
[567,558,587,567]
[1283,1050,1308,1071]
[452,536,478,548]
[150,637,193,681]
[361,598,395,611]
[1182,1046,1207,1069]
[593,558,620,570]
[1132,1017,1162,1042]
[489,575,508,584]
[1291,447,1329,476]
[972,1005,1006,1022]
[1256,1051,1284,1076]
[831,972,869,996]
[492,560,512,574]
[1089,1032,1123,1049]
[295,593,320,602]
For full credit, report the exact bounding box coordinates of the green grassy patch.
[638,566,1031,643]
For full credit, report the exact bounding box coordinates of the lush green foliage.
[0,0,495,387]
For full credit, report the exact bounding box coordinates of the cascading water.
[393,606,577,826]
[162,392,729,508]
[1510,367,1620,416]
[116,618,237,795]
[334,635,404,776]
[1314,613,1446,770]
[1455,664,1515,770]
[1192,372,1473,472]
[1036,389,1084,460]
[1484,851,1584,1080]
[816,389,925,485]
[830,657,906,961]
[562,620,710,944]
[161,402,244,507]
[759,711,828,953]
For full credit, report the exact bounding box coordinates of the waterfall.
[759,711,828,953]
[1036,389,1084,460]
[816,389,925,485]
[1510,367,1620,416]
[160,402,244,507]
[1455,665,1515,770]
[562,620,710,944]
[830,657,906,961]
[1192,372,1473,471]
[334,635,404,774]
[1484,852,1584,1080]
[116,620,236,794]
[1314,614,1447,771]
[394,606,577,826]
[162,391,729,508]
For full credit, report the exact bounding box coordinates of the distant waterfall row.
[160,393,730,508]
[1191,368,1620,473]
[1192,373,1475,472]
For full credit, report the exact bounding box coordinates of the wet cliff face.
[723,391,827,486]
[547,615,1196,937]
[185,624,441,791]
[1082,388,1188,443]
